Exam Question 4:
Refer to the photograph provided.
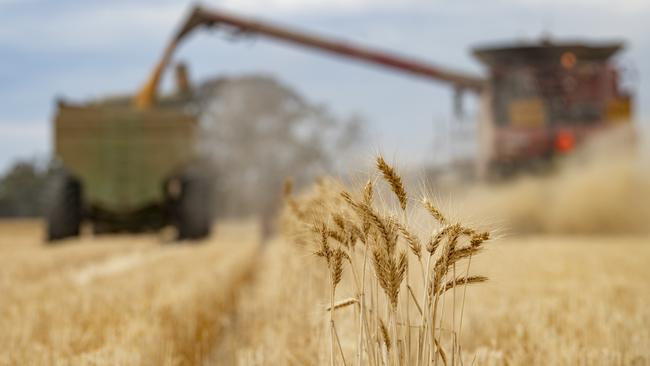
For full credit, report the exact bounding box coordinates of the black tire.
[170,172,213,240]
[45,173,83,242]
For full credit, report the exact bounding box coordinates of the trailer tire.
[171,173,213,240]
[46,173,83,242]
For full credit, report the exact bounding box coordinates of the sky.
[1,0,649,173]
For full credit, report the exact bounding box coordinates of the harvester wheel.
[171,173,213,240]
[46,173,83,242]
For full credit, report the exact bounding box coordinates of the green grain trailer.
[47,93,212,241]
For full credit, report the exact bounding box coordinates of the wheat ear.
[377,156,408,211]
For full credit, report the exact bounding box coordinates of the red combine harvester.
[473,41,632,176]
[138,6,633,177]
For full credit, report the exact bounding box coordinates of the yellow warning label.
[508,99,546,128]
[606,97,632,123]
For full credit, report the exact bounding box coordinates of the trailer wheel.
[171,173,213,240]
[46,173,83,242]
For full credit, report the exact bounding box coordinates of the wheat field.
[2,151,650,366]
[207,158,650,366]
[1,222,649,365]
[210,234,650,366]
[0,220,259,365]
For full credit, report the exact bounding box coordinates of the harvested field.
[212,235,650,366]
[1,221,649,365]
[0,220,259,365]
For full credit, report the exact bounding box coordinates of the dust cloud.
[461,125,650,235]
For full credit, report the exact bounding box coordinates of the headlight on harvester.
[555,130,576,153]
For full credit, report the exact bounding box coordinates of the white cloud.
[0,2,187,50]
[217,0,418,14]
[215,0,650,15]
[513,0,650,12]
[2,0,647,52]
[0,122,49,172]
[0,121,48,139]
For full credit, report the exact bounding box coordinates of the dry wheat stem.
[330,267,336,366]
[408,284,423,316]
[333,320,348,366]
[345,244,376,366]
[401,223,413,366]
[358,239,375,366]
[433,337,448,366]
[420,253,433,366]
[451,263,457,366]
[357,249,366,366]
[436,289,449,366]
[379,318,391,352]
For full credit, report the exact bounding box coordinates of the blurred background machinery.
[474,40,633,176]
[51,92,212,241]
[47,5,634,241]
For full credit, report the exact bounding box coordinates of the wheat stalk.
[282,156,492,366]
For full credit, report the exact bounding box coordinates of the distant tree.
[197,74,365,219]
[0,159,51,217]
